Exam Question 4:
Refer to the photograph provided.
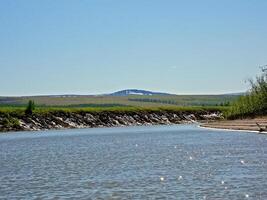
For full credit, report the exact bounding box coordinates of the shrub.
[25,100,35,115]
[2,115,20,128]
[226,67,267,119]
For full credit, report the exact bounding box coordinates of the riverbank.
[0,108,222,132]
[201,117,267,133]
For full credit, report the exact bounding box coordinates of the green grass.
[0,105,228,116]
[0,94,238,108]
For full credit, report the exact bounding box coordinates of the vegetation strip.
[225,67,267,119]
[0,106,222,132]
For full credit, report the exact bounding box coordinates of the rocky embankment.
[0,110,222,132]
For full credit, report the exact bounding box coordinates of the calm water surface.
[0,125,266,200]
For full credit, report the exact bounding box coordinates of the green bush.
[25,100,35,115]
[2,115,20,128]
[226,67,267,119]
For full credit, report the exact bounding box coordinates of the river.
[0,125,266,199]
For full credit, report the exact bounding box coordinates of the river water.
[0,125,266,199]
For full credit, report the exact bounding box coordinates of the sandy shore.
[201,117,267,133]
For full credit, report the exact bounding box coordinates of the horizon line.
[0,90,245,97]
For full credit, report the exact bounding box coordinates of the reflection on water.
[0,125,267,199]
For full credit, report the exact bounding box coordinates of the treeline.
[128,98,230,107]
[128,98,179,105]
[226,67,267,119]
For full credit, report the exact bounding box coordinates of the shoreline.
[200,117,267,134]
[199,125,267,134]
[0,110,221,133]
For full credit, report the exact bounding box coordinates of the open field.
[0,94,239,107]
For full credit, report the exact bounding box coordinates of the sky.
[0,0,266,96]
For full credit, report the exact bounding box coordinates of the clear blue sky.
[0,0,266,96]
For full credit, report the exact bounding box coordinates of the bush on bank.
[226,67,267,119]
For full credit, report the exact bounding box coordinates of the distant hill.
[0,89,242,107]
[108,89,172,96]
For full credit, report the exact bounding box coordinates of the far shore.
[201,117,267,134]
[0,108,222,133]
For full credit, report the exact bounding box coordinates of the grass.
[0,94,239,107]
[0,105,228,116]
